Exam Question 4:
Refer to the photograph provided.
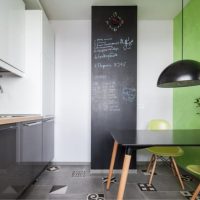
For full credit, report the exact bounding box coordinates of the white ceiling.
[24,0,191,20]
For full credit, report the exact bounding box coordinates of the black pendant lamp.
[157,0,200,88]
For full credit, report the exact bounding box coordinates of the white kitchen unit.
[0,0,25,76]
[25,10,55,116]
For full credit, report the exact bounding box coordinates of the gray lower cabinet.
[0,118,54,199]
[0,124,21,199]
[21,120,43,162]
[42,117,54,163]
[20,120,45,183]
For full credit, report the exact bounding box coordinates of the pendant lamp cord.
[182,0,184,60]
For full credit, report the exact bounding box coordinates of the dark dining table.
[106,129,200,200]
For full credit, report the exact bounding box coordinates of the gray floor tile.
[20,193,49,200]
[42,169,72,177]
[142,191,186,200]
[20,164,199,200]
[67,177,104,194]
[127,173,149,183]
[35,173,71,185]
[19,185,52,199]
[150,175,184,191]
[49,193,86,199]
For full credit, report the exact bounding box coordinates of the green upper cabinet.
[173,0,200,176]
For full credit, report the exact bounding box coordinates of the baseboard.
[50,162,91,166]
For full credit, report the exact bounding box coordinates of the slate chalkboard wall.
[91,6,137,170]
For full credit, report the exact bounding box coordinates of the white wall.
[137,20,173,161]
[51,20,173,162]
[137,20,173,128]
[0,73,41,114]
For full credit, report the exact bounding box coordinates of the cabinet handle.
[0,125,17,131]
[23,121,42,127]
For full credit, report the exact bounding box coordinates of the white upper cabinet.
[42,13,55,116]
[25,10,55,116]
[0,0,25,76]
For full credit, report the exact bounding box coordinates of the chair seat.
[147,147,184,157]
[187,165,200,175]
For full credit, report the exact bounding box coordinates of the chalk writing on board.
[92,80,120,112]
[94,53,118,60]
[122,87,136,103]
[94,62,126,69]
[94,63,112,69]
[114,62,126,68]
[120,37,134,50]
[93,37,134,61]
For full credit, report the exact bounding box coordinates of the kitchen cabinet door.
[42,13,55,116]
[21,120,42,162]
[25,10,55,115]
[0,124,22,199]
[42,56,55,116]
[0,0,25,76]
[42,118,54,162]
[20,120,44,180]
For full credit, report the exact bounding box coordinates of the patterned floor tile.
[49,185,68,194]
[46,166,60,172]
[87,193,105,200]
[72,170,87,177]
[180,190,200,200]
[141,169,157,176]
[181,174,193,182]
[101,176,117,184]
[138,183,157,191]
[103,183,145,199]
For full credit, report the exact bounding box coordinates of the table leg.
[117,148,132,200]
[106,141,118,190]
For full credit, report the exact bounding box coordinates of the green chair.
[146,119,185,189]
[186,165,200,200]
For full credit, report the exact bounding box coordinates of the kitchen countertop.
[0,115,44,125]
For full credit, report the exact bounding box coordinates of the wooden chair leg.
[106,141,118,190]
[171,157,185,190]
[148,155,157,186]
[170,157,176,176]
[147,154,155,173]
[191,184,200,200]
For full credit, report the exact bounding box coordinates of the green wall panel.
[173,0,200,177]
